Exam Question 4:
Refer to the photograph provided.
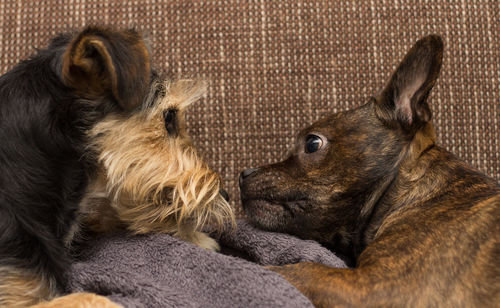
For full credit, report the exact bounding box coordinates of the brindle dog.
[239,35,499,307]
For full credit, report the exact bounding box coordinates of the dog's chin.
[242,199,293,232]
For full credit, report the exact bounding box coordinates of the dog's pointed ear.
[61,27,151,111]
[374,35,443,131]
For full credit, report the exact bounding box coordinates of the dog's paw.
[194,231,221,251]
[31,292,122,308]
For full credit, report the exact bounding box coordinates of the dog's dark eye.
[163,108,178,136]
[305,135,323,153]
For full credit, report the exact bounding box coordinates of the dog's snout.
[239,168,258,187]
[219,189,230,202]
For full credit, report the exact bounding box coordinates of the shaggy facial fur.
[80,79,235,250]
[240,35,499,307]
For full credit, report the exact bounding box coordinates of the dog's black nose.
[239,168,258,186]
[219,189,230,202]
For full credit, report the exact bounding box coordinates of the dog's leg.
[31,293,121,308]
[268,263,365,308]
[0,266,56,307]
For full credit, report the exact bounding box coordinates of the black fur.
[0,26,151,300]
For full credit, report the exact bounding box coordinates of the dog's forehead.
[300,109,352,135]
[296,105,376,143]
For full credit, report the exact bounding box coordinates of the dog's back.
[360,143,500,306]
[0,27,151,306]
[0,36,87,286]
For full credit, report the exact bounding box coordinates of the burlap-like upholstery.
[1,1,497,217]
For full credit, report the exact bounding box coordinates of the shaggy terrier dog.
[0,26,234,307]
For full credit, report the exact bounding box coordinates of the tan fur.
[31,293,121,308]
[0,267,56,308]
[82,79,235,249]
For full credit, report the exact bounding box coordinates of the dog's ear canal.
[61,26,151,111]
[374,35,443,131]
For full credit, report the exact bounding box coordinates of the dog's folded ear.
[375,35,443,132]
[61,26,151,111]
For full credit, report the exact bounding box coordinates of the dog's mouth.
[244,196,309,214]
[243,198,289,213]
[241,197,298,232]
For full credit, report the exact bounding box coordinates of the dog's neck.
[352,122,437,261]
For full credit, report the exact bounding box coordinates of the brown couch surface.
[1,1,497,216]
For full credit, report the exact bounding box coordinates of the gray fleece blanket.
[66,220,346,307]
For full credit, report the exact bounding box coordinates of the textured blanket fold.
[66,220,346,307]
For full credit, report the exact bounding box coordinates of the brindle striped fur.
[239,35,499,307]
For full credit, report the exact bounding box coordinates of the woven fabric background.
[0,1,498,217]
